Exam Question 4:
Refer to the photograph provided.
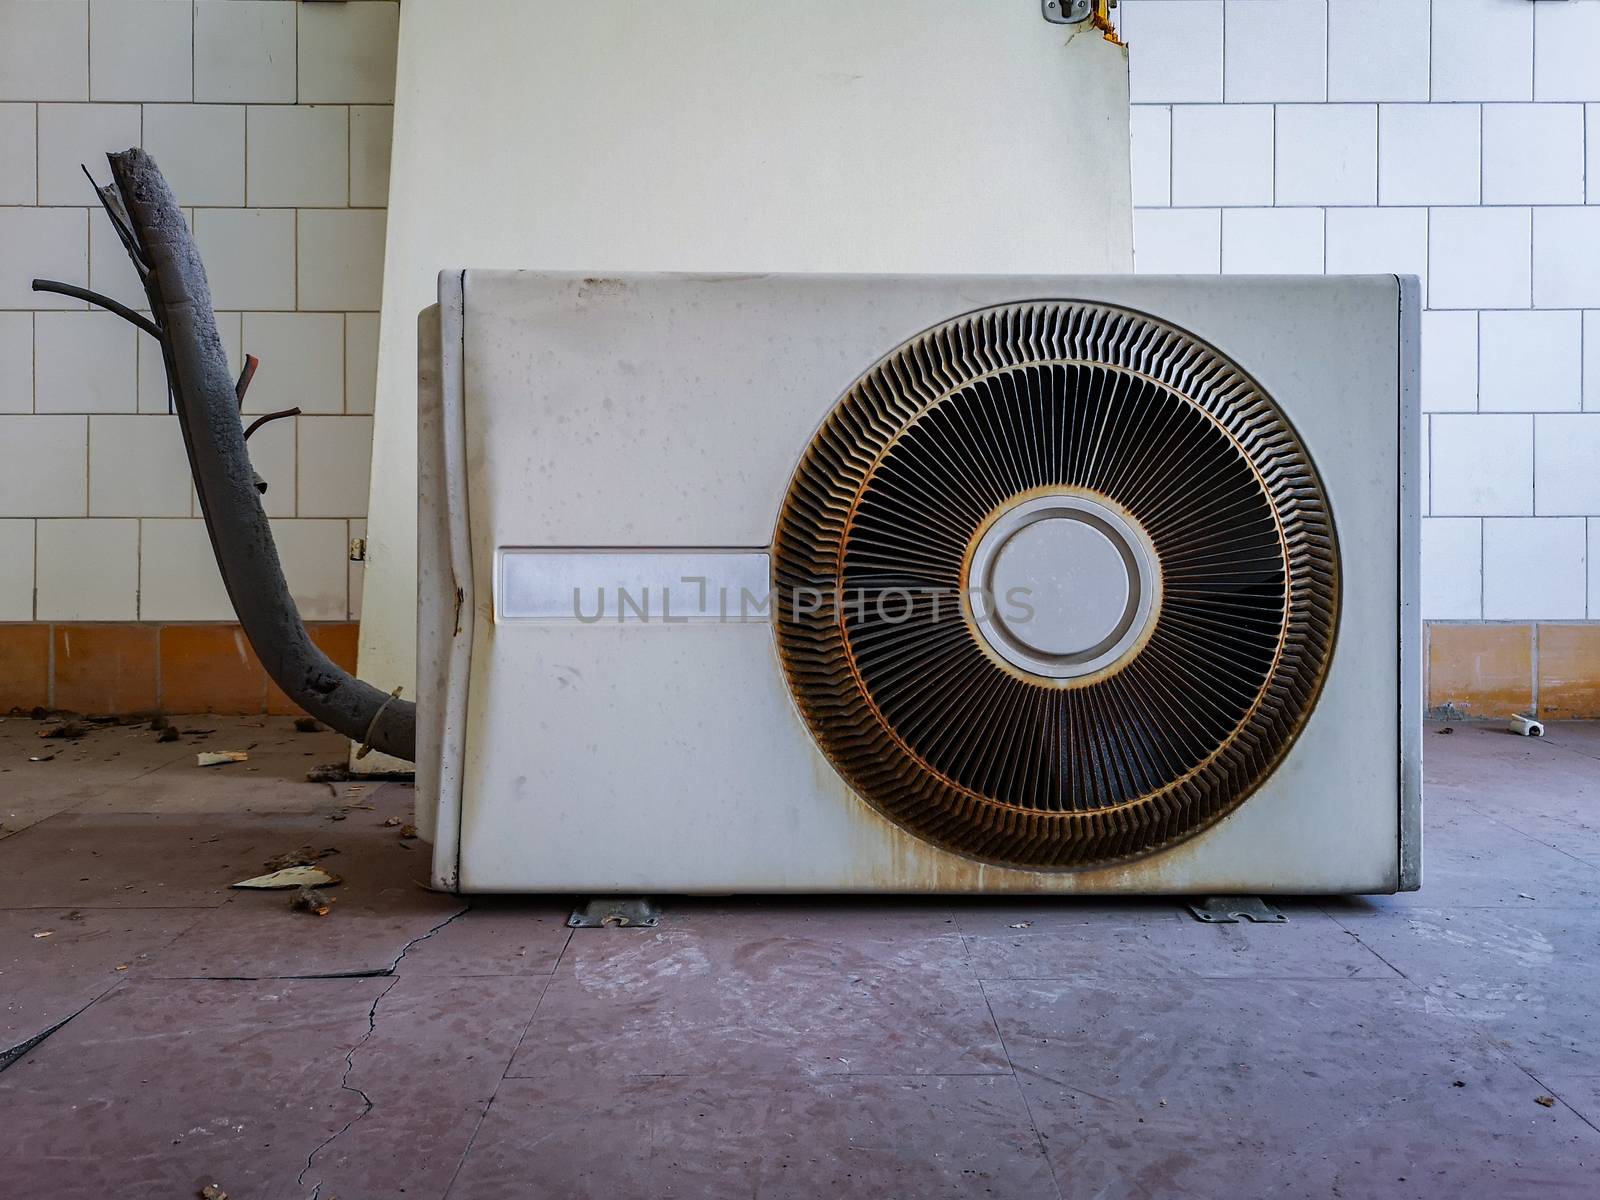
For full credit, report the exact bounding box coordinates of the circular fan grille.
[771,302,1339,870]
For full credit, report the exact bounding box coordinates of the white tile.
[1129,106,1170,208]
[194,0,296,103]
[1431,413,1533,516]
[1431,0,1533,102]
[1482,517,1586,620]
[239,312,344,415]
[0,313,31,413]
[297,415,372,518]
[1429,208,1530,310]
[1592,520,1600,618]
[1481,104,1585,205]
[1327,0,1429,101]
[1533,208,1600,309]
[1170,105,1273,206]
[88,414,190,516]
[1587,312,1600,411]
[0,518,33,619]
[1536,414,1600,515]
[142,104,244,206]
[1420,311,1477,414]
[0,1,88,101]
[0,416,85,516]
[345,312,379,414]
[1420,413,1431,516]
[1323,207,1427,290]
[35,516,137,620]
[36,102,140,204]
[0,103,38,203]
[244,411,296,518]
[1274,104,1376,206]
[271,518,348,620]
[88,200,148,303]
[1220,208,1323,274]
[1590,104,1600,203]
[137,518,231,620]
[88,0,192,102]
[297,0,399,104]
[0,207,86,309]
[1535,0,1600,102]
[1133,208,1221,273]
[139,310,239,414]
[296,209,386,311]
[1421,517,1481,620]
[245,105,348,208]
[1121,0,1223,104]
[1479,311,1582,414]
[1223,0,1326,102]
[349,104,392,207]
[35,311,136,413]
[348,516,365,620]
[192,209,296,310]
[1378,104,1480,206]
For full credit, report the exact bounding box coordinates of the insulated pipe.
[92,149,417,760]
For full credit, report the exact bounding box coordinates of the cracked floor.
[1,714,1598,1198]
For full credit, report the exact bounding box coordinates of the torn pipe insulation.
[31,148,416,761]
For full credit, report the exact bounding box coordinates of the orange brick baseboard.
[0,623,359,716]
[3,620,1598,720]
[1427,623,1600,720]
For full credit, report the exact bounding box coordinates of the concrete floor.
[0,716,1597,1198]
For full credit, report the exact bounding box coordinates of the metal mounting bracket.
[1186,896,1287,924]
[1043,0,1093,25]
[569,897,661,929]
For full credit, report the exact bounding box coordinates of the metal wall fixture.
[1042,0,1095,22]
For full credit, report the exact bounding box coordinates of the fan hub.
[968,494,1156,681]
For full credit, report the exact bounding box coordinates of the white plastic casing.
[418,272,1421,895]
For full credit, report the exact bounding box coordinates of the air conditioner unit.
[416,272,1420,896]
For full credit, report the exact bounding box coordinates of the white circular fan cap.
[968,493,1157,680]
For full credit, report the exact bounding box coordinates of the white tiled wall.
[1124,0,1600,621]
[2,1,1594,630]
[0,0,394,623]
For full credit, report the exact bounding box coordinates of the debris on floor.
[32,930,52,939]
[38,721,90,739]
[197,751,249,768]
[1536,1095,1556,1108]
[398,823,417,839]
[1508,714,1545,737]
[383,815,401,827]
[199,1183,228,1200]
[157,726,180,743]
[289,886,334,916]
[28,753,55,763]
[293,716,324,733]
[262,845,339,872]
[308,762,351,783]
[232,865,342,890]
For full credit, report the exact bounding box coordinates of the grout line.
[1219,0,1227,104]
[1322,0,1329,105]
[1531,622,1540,717]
